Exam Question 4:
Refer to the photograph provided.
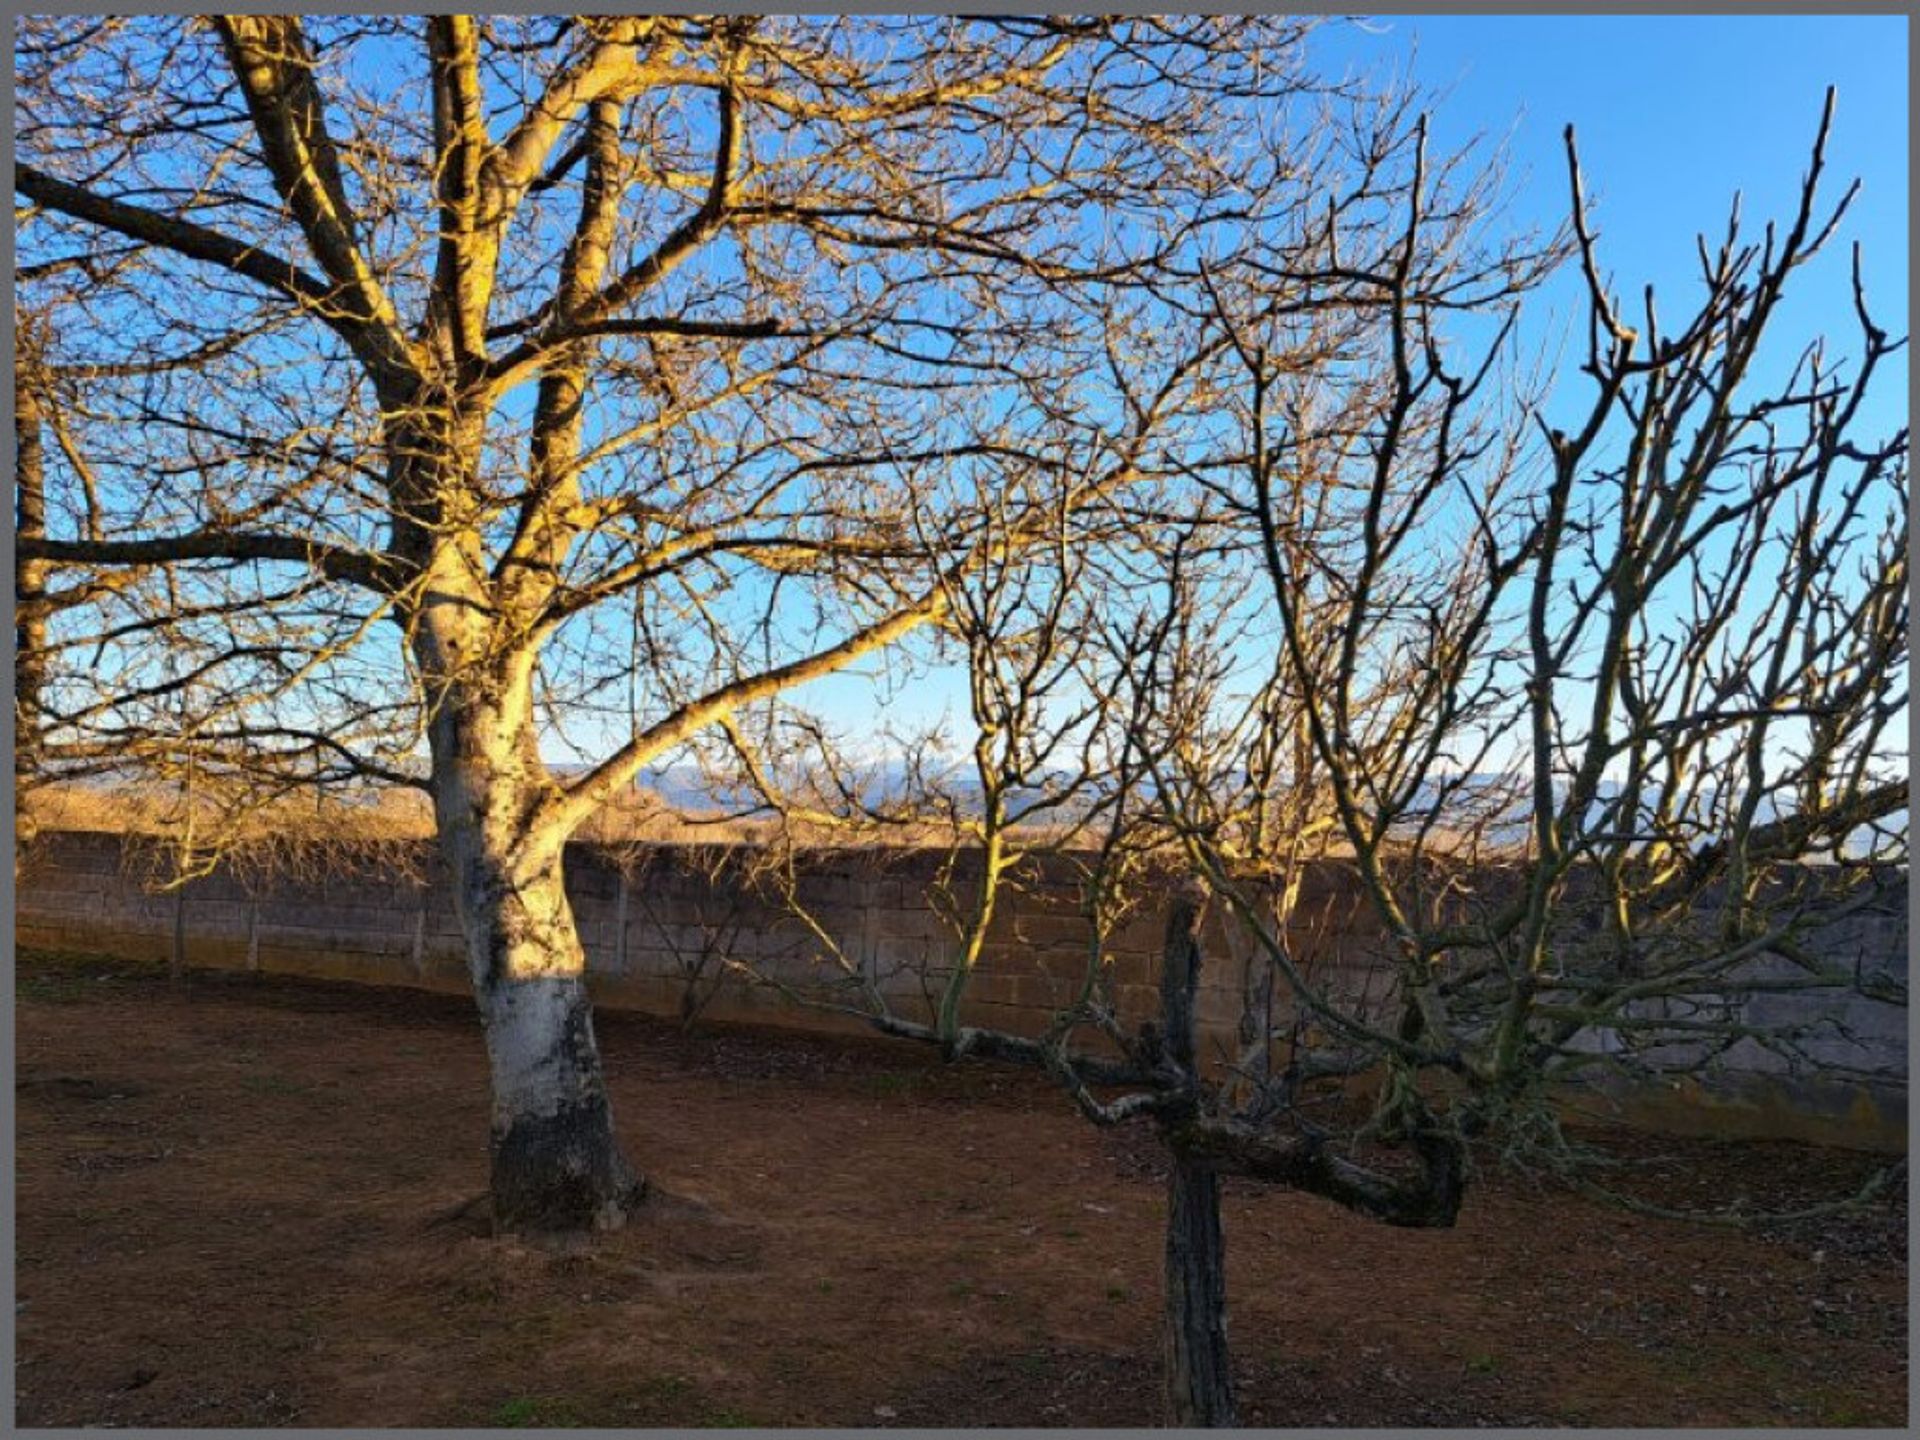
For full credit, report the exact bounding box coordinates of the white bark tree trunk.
[409,523,644,1231]
[434,741,645,1231]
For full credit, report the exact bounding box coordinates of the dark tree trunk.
[1156,879,1238,1426]
[170,884,188,993]
[1163,1145,1237,1426]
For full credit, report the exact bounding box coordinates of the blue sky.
[1351,13,1908,352]
[796,11,1910,755]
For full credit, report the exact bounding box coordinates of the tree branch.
[1173,1117,1466,1228]
[213,16,419,387]
[15,531,399,593]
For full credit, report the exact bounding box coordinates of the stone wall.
[13,827,1907,1150]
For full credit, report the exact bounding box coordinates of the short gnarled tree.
[738,94,1907,1427]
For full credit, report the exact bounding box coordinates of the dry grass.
[20,780,977,858]
[24,781,434,841]
[21,780,1518,879]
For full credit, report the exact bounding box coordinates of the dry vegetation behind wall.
[13,828,1907,1149]
[12,828,1252,1033]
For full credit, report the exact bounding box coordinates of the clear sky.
[794,11,1910,756]
[1346,13,1909,363]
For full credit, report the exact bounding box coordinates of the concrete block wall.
[13,828,1906,1149]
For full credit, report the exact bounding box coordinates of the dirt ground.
[14,949,1909,1429]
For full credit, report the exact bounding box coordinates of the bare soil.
[14,949,1908,1428]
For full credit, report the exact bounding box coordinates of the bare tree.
[744,95,1904,1427]
[13,14,1377,1230]
[1140,92,1906,1424]
[1190,87,1906,1139]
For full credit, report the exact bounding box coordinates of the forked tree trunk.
[1164,1147,1237,1427]
[425,650,645,1233]
[386,402,647,1234]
